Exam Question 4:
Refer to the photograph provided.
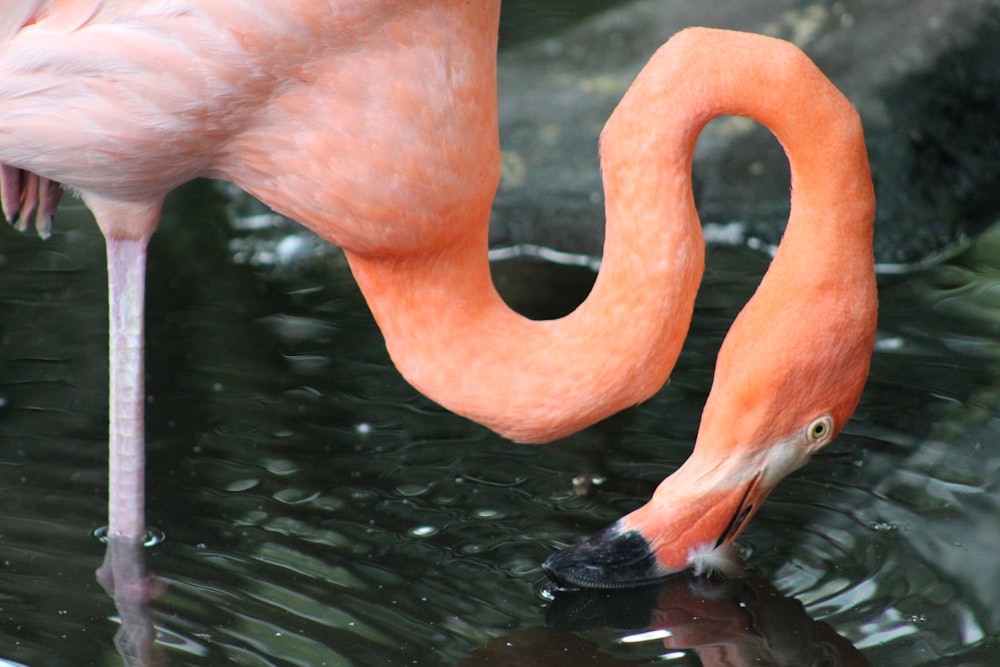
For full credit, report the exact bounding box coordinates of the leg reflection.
[97,536,169,667]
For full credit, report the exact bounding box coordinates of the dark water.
[2,180,999,665]
[3,2,1000,666]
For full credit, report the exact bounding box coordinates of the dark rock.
[492,0,1000,270]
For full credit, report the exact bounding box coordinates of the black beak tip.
[542,523,667,590]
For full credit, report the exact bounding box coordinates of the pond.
[2,178,999,665]
[2,2,999,666]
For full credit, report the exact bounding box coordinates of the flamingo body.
[2,1,497,244]
[0,1,876,589]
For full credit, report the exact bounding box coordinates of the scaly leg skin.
[0,165,63,238]
[106,236,149,541]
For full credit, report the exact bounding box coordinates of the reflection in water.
[537,574,865,665]
[461,574,869,665]
[97,538,168,667]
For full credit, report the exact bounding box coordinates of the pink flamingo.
[0,2,875,588]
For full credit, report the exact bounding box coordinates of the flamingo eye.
[806,415,834,443]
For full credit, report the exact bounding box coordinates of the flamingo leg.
[3,169,150,537]
[105,235,149,540]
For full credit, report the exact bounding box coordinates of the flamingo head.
[544,280,876,589]
[542,412,838,589]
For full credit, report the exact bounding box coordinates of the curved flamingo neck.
[674,31,876,457]
[347,28,875,445]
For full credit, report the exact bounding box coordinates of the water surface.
[1,184,999,665]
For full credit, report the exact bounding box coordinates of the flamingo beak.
[544,469,769,590]
[542,521,672,590]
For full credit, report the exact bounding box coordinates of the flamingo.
[0,1,875,588]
